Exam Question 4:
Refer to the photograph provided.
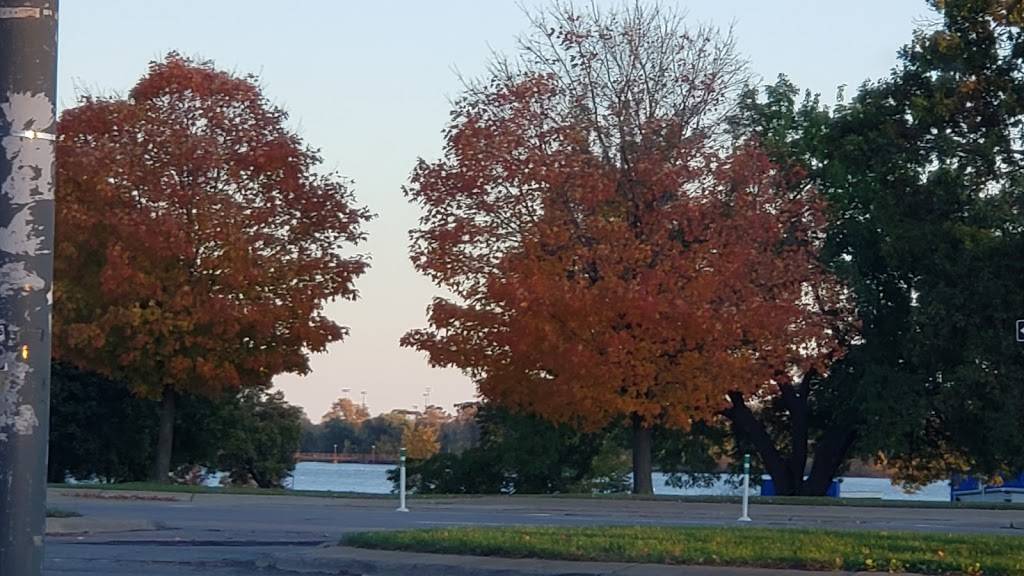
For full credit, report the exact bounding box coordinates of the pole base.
[396,507,409,513]
[737,516,752,522]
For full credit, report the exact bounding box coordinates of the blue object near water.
[950,472,1024,502]
[760,477,841,497]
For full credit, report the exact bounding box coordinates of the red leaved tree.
[402,4,849,493]
[55,54,371,482]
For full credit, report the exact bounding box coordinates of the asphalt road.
[43,489,1024,575]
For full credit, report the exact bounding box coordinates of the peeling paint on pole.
[2,94,55,202]
[0,352,32,442]
[0,50,54,445]
[0,261,45,296]
[0,2,58,575]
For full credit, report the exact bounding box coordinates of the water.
[646,473,950,501]
[274,462,951,501]
[285,462,394,493]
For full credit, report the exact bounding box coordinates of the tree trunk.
[152,388,176,483]
[722,386,859,497]
[722,391,796,495]
[631,415,653,495]
[779,380,810,494]
[803,427,858,496]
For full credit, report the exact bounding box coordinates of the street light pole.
[360,390,367,409]
[0,3,58,575]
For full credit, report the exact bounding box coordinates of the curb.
[268,546,865,576]
[53,488,192,502]
[46,517,160,536]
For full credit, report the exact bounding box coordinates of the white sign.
[0,323,15,346]
[1017,319,1024,343]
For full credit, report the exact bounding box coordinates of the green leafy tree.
[48,363,157,483]
[729,0,1024,490]
[655,423,732,490]
[479,406,614,494]
[438,402,481,454]
[49,363,305,488]
[357,413,406,455]
[397,404,629,494]
[396,450,506,494]
[859,0,1024,481]
[321,419,362,454]
[214,388,304,488]
[299,418,325,452]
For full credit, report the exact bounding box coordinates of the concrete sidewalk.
[270,546,877,576]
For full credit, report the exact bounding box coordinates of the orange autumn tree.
[402,418,442,460]
[322,397,370,424]
[402,3,847,493]
[402,405,449,459]
[55,54,371,482]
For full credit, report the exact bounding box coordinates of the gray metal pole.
[397,447,408,512]
[738,453,752,522]
[0,2,58,575]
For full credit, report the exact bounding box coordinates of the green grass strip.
[344,526,1024,575]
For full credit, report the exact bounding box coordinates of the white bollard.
[397,447,409,512]
[738,453,752,522]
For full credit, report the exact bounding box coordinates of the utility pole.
[0,2,58,575]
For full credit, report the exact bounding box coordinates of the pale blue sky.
[57,0,930,419]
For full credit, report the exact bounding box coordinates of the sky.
[56,0,931,419]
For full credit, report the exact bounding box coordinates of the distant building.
[390,408,420,422]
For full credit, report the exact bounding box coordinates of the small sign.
[0,7,43,19]
[1018,319,1024,343]
[0,323,16,346]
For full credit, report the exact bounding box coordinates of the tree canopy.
[322,397,370,424]
[54,53,371,481]
[402,2,849,494]
[726,0,1024,491]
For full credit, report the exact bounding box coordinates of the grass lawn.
[344,526,1024,575]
